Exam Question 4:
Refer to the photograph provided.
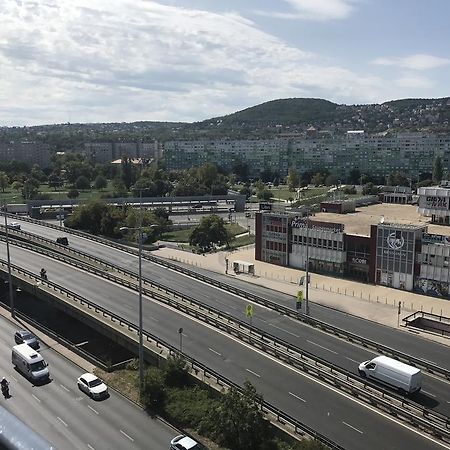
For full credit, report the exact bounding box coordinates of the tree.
[257,189,272,201]
[0,171,10,192]
[197,162,218,188]
[48,173,63,191]
[189,215,231,252]
[239,185,252,199]
[163,356,190,388]
[287,168,299,191]
[67,189,80,199]
[94,175,108,190]
[11,181,23,194]
[387,171,408,186]
[141,367,165,410]
[325,174,339,187]
[112,177,128,197]
[206,381,272,450]
[311,172,324,186]
[75,175,91,190]
[21,178,40,199]
[121,156,137,189]
[348,168,361,185]
[30,164,47,182]
[433,156,443,184]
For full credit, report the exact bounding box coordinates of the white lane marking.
[342,421,363,434]
[32,394,41,403]
[120,430,134,442]
[421,390,437,398]
[209,348,222,356]
[246,368,260,378]
[306,340,338,354]
[88,405,99,415]
[60,384,70,392]
[289,391,306,403]
[148,315,159,322]
[268,323,300,338]
[88,444,96,450]
[346,357,360,364]
[10,375,17,382]
[57,416,68,427]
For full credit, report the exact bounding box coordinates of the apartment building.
[0,141,51,168]
[164,138,289,177]
[83,141,162,164]
[164,132,450,179]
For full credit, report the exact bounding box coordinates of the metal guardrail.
[5,215,450,382]
[403,311,450,337]
[2,236,450,441]
[0,258,343,450]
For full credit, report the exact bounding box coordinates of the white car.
[77,373,108,399]
[170,435,206,450]
[7,222,21,230]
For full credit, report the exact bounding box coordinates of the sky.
[0,0,449,126]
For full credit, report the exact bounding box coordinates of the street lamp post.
[304,212,310,316]
[119,196,144,394]
[137,191,144,395]
[3,203,15,318]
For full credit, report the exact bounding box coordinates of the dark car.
[56,237,69,246]
[14,330,40,350]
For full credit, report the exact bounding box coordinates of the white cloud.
[372,54,450,71]
[255,0,354,21]
[395,75,434,89]
[0,0,438,126]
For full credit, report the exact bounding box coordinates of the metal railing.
[4,215,450,382]
[2,237,450,442]
[0,258,344,449]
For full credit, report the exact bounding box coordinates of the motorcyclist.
[40,268,47,280]
[1,377,9,397]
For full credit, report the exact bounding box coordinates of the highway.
[5,219,450,414]
[0,315,177,450]
[0,240,447,449]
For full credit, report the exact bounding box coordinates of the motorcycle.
[40,269,48,280]
[1,382,9,399]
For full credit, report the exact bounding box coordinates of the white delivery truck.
[358,355,422,394]
[12,344,49,383]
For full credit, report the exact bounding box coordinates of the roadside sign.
[245,304,253,318]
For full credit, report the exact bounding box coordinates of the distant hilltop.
[1,97,450,145]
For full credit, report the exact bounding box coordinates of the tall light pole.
[3,203,14,318]
[137,190,144,395]
[119,193,144,394]
[304,212,310,316]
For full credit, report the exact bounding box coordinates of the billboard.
[425,196,449,210]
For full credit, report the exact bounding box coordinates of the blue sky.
[0,0,449,126]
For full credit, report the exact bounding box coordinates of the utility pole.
[305,212,310,316]
[3,203,14,318]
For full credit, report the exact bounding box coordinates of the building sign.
[290,217,344,233]
[425,196,449,210]
[422,233,450,245]
[260,202,272,211]
[387,232,405,250]
[350,257,368,265]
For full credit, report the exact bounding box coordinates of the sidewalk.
[154,244,450,347]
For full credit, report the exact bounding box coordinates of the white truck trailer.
[358,355,422,394]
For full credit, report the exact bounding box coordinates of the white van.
[358,355,422,394]
[12,344,49,383]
